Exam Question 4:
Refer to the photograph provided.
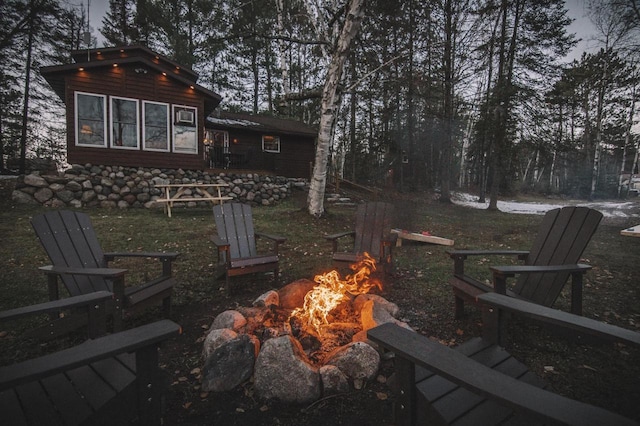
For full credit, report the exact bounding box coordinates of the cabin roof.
[41,45,222,114]
[207,111,317,138]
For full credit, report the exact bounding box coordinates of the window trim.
[75,91,107,148]
[172,104,198,155]
[142,100,170,152]
[262,135,281,153]
[110,96,140,150]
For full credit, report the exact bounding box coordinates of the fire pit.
[200,254,410,403]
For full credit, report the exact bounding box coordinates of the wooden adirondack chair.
[368,293,640,426]
[0,292,181,426]
[448,206,603,319]
[211,203,286,292]
[325,201,397,274]
[31,210,179,331]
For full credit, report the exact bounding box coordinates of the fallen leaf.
[456,328,464,336]
[376,392,388,400]
[183,402,192,409]
[581,364,597,372]
[190,367,201,375]
[200,392,209,399]
[236,408,245,413]
[260,405,269,412]
[543,366,554,372]
[178,376,188,382]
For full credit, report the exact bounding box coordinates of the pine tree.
[101,0,138,46]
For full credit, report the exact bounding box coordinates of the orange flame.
[289,252,381,337]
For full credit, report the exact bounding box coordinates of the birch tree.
[307,0,365,217]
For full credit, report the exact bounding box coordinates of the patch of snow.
[206,117,261,127]
[452,192,640,219]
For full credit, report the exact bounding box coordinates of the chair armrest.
[0,319,181,391]
[382,233,398,245]
[367,323,636,426]
[255,233,287,244]
[490,263,592,277]
[104,252,179,261]
[210,235,230,250]
[103,252,179,277]
[0,291,113,322]
[325,231,355,253]
[39,265,127,278]
[478,293,640,348]
[490,263,591,306]
[325,231,355,241]
[447,249,529,260]
[447,250,529,276]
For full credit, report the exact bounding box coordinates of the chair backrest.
[353,202,394,259]
[31,210,112,296]
[514,206,603,306]
[213,203,257,260]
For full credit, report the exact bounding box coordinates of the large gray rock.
[201,334,256,392]
[253,290,279,308]
[278,279,316,309]
[319,364,350,395]
[202,328,238,359]
[360,299,410,332]
[353,294,399,317]
[253,335,320,403]
[325,341,380,389]
[23,174,48,188]
[12,190,38,205]
[211,310,247,332]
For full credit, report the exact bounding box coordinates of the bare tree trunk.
[619,71,636,197]
[440,0,453,202]
[307,0,365,217]
[276,0,290,111]
[19,11,35,175]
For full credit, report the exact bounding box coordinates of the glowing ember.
[289,253,381,337]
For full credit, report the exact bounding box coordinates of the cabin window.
[172,105,198,154]
[75,92,107,147]
[262,135,280,153]
[110,96,139,149]
[143,101,170,152]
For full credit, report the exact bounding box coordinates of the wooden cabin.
[41,46,317,177]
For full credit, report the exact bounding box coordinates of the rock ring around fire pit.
[200,279,410,404]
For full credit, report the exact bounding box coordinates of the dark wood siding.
[64,64,207,170]
[209,128,314,178]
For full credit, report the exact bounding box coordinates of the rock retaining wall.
[9,164,308,209]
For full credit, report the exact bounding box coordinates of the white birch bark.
[276,0,291,103]
[307,0,365,217]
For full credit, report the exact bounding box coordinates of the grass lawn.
[1,190,639,424]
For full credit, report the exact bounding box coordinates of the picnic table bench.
[621,224,640,237]
[155,183,232,217]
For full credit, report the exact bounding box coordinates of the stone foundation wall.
[9,164,308,209]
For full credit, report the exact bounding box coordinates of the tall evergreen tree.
[101,0,138,46]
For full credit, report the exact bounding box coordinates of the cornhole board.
[391,229,454,247]
[621,225,640,237]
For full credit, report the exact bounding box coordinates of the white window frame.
[110,96,140,150]
[142,100,170,152]
[262,135,280,153]
[172,105,198,155]
[75,91,107,148]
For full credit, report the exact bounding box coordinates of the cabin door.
[207,130,229,168]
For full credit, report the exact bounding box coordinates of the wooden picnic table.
[155,183,232,217]
[621,224,640,237]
